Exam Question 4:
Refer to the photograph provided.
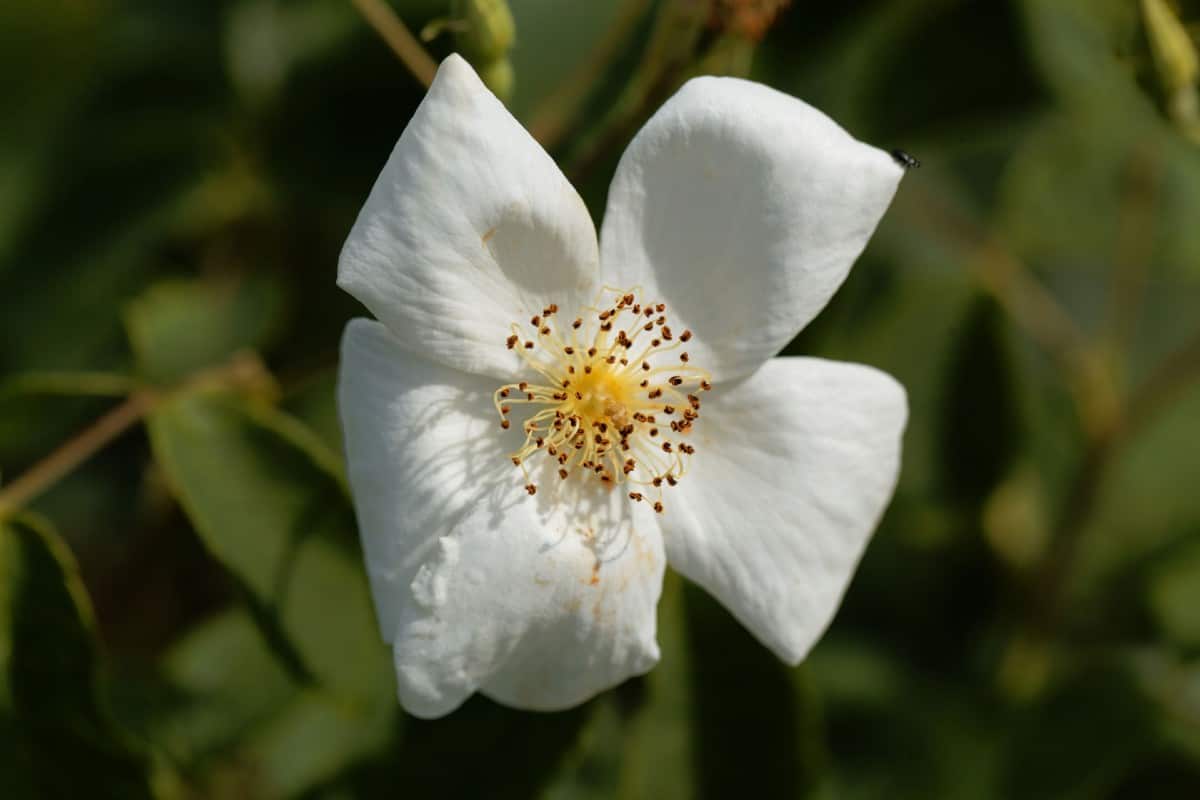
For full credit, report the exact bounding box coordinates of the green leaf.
[151,610,301,765]
[235,690,395,798]
[2,513,154,799]
[145,390,387,700]
[1148,536,1200,650]
[682,580,825,799]
[125,274,286,385]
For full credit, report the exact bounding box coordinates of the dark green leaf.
[125,275,286,385]
[2,513,154,799]
[146,390,386,700]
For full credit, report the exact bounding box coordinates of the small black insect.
[890,149,920,169]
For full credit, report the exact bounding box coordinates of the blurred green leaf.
[235,690,394,798]
[125,275,286,385]
[151,610,300,765]
[1148,534,1200,650]
[1002,660,1160,800]
[146,390,384,699]
[2,513,154,799]
[682,581,824,799]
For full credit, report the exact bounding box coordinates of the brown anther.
[700,380,712,391]
[666,475,678,486]
[680,443,695,454]
[500,388,510,397]
[652,477,663,487]
[568,366,576,374]
[648,388,663,399]
[649,428,659,437]
[506,335,519,349]
[606,355,616,364]
[500,405,511,414]
[559,469,569,480]
[564,346,575,355]
[656,316,666,326]
[680,352,689,362]
[633,305,641,314]
[663,405,675,414]
[500,419,510,429]
[524,341,534,349]
[653,501,664,513]
[662,442,673,453]
[599,310,612,321]
[669,376,683,386]
[655,303,665,312]
[622,293,634,305]
[518,382,528,390]
[680,329,693,342]
[572,318,583,329]
[651,339,661,347]
[525,484,537,496]
[575,392,583,400]
[688,394,701,409]
[526,392,533,400]
[643,322,654,331]
[584,366,592,374]
[535,437,545,447]
[601,322,613,331]
[629,492,643,502]
[642,361,651,371]
[531,316,541,327]
[511,456,521,466]
[644,307,654,317]
[587,347,597,357]
[662,326,673,340]
[540,326,550,335]
[640,380,649,388]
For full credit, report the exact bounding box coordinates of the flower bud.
[454,0,516,62]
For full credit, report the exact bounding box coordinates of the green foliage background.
[3,0,1200,797]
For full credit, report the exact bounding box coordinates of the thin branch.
[0,371,141,399]
[350,0,437,88]
[526,0,653,148]
[0,353,272,520]
[0,393,154,517]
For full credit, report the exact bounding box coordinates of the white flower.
[336,54,907,719]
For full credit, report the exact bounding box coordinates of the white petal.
[599,76,903,381]
[661,357,907,663]
[337,319,665,718]
[338,54,599,381]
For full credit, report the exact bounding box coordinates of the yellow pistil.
[493,288,712,513]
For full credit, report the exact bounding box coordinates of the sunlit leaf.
[146,390,387,702]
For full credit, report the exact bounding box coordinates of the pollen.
[493,287,712,510]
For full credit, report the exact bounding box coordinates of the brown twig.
[0,393,155,517]
[350,0,438,88]
[0,353,272,520]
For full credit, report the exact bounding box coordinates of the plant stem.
[350,0,437,88]
[0,393,154,518]
[0,353,271,521]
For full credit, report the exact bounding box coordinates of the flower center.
[494,288,712,513]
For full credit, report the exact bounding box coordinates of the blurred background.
[3,0,1200,797]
